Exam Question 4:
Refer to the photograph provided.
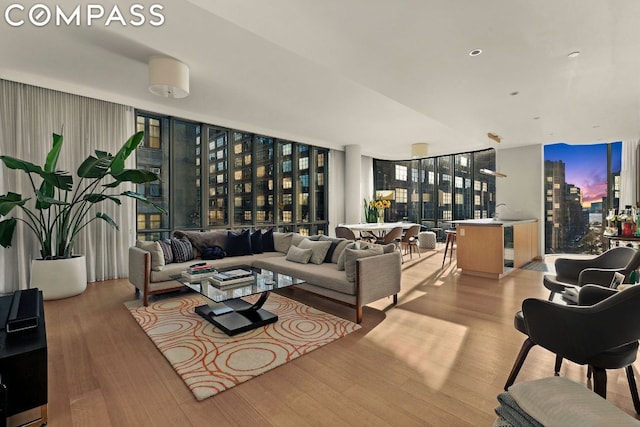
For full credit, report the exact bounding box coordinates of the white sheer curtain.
[620,138,640,209]
[0,80,135,293]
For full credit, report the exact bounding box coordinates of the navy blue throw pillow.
[202,245,226,260]
[262,228,276,252]
[226,230,253,257]
[251,230,263,254]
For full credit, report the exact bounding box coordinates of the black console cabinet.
[0,291,47,426]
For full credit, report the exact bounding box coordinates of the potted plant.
[0,131,166,299]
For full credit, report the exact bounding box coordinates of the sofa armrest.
[356,250,402,306]
[129,246,150,295]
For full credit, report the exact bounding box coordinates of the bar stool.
[442,229,456,266]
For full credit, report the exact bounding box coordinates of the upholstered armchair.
[504,284,640,413]
[543,246,639,300]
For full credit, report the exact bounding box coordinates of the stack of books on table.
[210,268,255,288]
[181,264,216,282]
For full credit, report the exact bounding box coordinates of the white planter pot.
[30,256,87,300]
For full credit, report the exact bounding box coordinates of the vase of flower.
[377,207,385,223]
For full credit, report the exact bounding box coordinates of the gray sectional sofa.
[128,230,402,323]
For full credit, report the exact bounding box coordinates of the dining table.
[340,222,420,239]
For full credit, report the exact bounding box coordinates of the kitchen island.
[454,219,539,279]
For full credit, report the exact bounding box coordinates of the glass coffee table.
[177,266,305,336]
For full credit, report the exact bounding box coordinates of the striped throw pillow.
[171,237,194,263]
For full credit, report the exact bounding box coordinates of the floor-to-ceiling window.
[135,112,329,240]
[374,149,496,229]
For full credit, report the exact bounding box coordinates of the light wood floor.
[43,247,640,426]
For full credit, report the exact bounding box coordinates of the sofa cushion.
[135,240,165,271]
[262,228,276,252]
[251,229,263,254]
[344,245,384,282]
[298,239,332,265]
[171,237,195,262]
[173,230,227,253]
[226,230,253,257]
[274,232,294,254]
[285,245,313,264]
[253,257,356,296]
[158,239,174,264]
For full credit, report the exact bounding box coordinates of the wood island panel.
[456,225,504,276]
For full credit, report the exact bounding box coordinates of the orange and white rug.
[125,292,360,400]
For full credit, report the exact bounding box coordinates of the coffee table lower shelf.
[194,292,277,336]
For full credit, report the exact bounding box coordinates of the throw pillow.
[251,229,263,254]
[273,232,294,254]
[157,239,173,264]
[262,228,276,252]
[337,242,360,271]
[201,245,226,260]
[319,235,348,263]
[298,239,332,265]
[226,229,253,257]
[344,245,384,282]
[291,234,322,247]
[171,237,194,263]
[285,245,313,264]
[135,240,165,271]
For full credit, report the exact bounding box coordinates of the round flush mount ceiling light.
[567,51,581,58]
[469,48,483,57]
[148,56,190,99]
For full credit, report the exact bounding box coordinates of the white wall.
[328,149,345,235]
[496,144,545,258]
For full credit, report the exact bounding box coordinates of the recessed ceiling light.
[510,91,519,96]
[469,49,482,57]
[533,116,540,120]
[567,51,581,58]
[593,125,600,128]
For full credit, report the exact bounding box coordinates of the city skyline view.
[544,142,622,207]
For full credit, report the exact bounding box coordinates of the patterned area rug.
[125,292,360,401]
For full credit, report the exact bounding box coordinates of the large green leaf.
[39,170,73,191]
[122,191,168,214]
[77,155,112,178]
[44,133,64,172]
[35,190,68,206]
[0,193,27,216]
[110,169,159,184]
[96,212,119,230]
[0,218,17,248]
[111,131,144,174]
[0,156,43,174]
[83,194,121,205]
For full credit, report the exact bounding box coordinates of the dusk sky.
[544,142,622,207]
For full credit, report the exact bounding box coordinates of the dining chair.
[400,224,421,259]
[335,226,357,241]
[377,226,403,250]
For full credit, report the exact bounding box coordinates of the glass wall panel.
[314,149,328,221]
[421,157,436,225]
[232,132,253,225]
[278,141,294,223]
[437,155,453,222]
[135,115,170,239]
[254,135,275,224]
[454,153,473,219]
[207,127,228,226]
[473,150,496,218]
[173,120,202,228]
[297,144,310,222]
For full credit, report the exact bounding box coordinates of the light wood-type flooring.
[42,246,640,426]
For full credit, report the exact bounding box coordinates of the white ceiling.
[2,0,640,159]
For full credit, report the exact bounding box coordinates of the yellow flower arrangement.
[370,199,391,209]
